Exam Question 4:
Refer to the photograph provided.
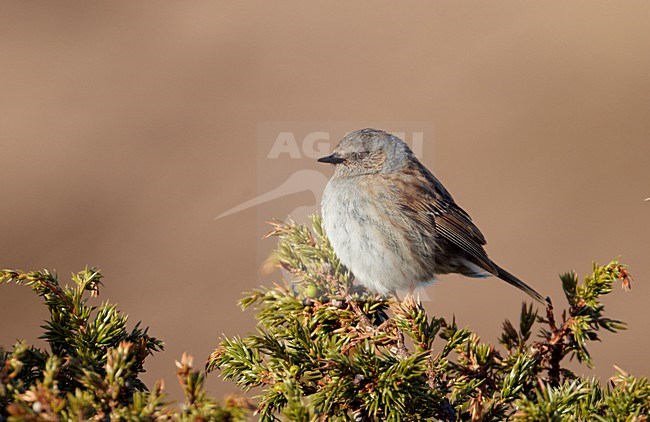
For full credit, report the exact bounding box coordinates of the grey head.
[317,128,414,177]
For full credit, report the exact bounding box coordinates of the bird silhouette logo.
[215,169,329,223]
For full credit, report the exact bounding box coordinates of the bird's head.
[318,128,414,177]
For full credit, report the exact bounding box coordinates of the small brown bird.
[318,128,545,303]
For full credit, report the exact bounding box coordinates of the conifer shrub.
[1,216,648,421]
[0,268,250,421]
[209,217,647,421]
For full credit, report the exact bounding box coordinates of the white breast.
[321,177,418,294]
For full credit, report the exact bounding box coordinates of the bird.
[318,128,545,304]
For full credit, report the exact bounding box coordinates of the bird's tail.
[494,264,547,304]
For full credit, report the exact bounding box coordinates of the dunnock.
[318,128,545,303]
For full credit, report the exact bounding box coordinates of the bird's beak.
[317,153,345,164]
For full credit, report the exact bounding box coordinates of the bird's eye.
[355,151,369,160]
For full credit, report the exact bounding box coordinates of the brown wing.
[381,162,498,276]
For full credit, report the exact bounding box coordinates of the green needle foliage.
[1,217,646,421]
[0,268,250,421]
[209,216,648,421]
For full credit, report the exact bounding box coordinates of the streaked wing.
[380,162,497,275]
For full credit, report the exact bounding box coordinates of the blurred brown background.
[1,1,649,401]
